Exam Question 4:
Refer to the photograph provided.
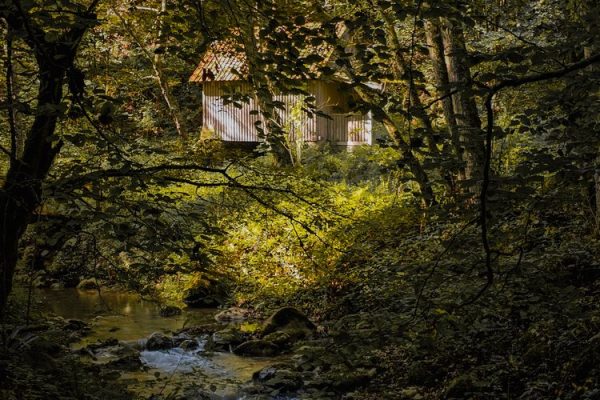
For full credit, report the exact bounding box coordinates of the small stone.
[253,366,278,382]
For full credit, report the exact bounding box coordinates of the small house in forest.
[189,40,373,146]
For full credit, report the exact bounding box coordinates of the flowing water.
[36,288,288,399]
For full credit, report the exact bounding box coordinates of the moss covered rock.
[261,307,316,337]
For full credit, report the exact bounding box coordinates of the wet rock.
[179,339,199,351]
[214,307,250,322]
[210,328,244,351]
[261,307,315,337]
[233,340,280,357]
[146,332,173,350]
[182,280,226,308]
[159,305,182,317]
[77,278,99,290]
[172,332,192,346]
[253,366,278,382]
[86,337,119,351]
[64,319,88,331]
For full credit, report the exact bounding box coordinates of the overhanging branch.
[471,52,600,304]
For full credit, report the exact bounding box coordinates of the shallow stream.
[36,288,287,399]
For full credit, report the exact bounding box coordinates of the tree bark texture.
[1,63,65,312]
[424,19,463,173]
[439,17,483,180]
[0,4,93,312]
[377,4,440,157]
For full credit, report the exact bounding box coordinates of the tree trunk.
[380,115,437,206]
[4,26,19,160]
[377,5,440,157]
[424,18,463,176]
[439,17,483,180]
[0,64,65,312]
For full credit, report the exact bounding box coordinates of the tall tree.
[0,0,100,312]
[439,15,483,180]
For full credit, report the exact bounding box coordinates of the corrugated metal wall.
[326,113,372,145]
[203,82,261,142]
[202,81,371,144]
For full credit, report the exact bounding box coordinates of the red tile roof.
[189,40,247,82]
[190,24,348,83]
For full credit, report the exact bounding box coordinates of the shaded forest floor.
[2,149,600,399]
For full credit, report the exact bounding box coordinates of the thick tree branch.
[472,52,600,304]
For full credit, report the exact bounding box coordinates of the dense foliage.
[1,0,599,398]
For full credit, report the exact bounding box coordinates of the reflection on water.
[37,288,215,343]
[35,288,285,399]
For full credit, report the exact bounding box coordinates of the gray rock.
[146,332,173,350]
[253,366,278,382]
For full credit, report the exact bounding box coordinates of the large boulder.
[182,280,227,308]
[261,307,316,337]
[146,332,173,351]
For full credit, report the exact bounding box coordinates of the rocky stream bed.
[19,289,376,400]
